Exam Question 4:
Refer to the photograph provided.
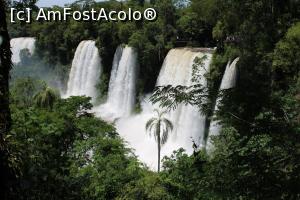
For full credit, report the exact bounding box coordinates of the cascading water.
[95,45,138,121]
[116,48,213,170]
[65,40,102,101]
[207,57,239,149]
[10,37,36,63]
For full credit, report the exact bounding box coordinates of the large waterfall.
[10,37,36,63]
[116,48,213,170]
[95,45,139,121]
[65,40,102,101]
[207,57,239,149]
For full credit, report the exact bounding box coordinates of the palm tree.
[146,109,173,172]
[34,87,59,110]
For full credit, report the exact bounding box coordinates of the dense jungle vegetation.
[0,0,300,199]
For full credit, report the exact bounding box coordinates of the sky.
[36,0,104,7]
[37,0,75,7]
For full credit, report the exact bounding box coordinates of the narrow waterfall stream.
[95,45,139,121]
[65,40,102,101]
[207,57,239,149]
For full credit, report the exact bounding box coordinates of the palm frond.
[162,118,173,132]
[145,118,157,131]
[161,128,169,145]
[149,124,159,139]
[146,111,173,147]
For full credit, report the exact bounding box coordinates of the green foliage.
[177,0,216,46]
[69,135,143,200]
[118,23,137,44]
[273,22,300,89]
[10,78,46,107]
[34,86,59,110]
[161,149,217,200]
[208,125,300,199]
[5,1,300,199]
[8,94,145,199]
[117,172,172,200]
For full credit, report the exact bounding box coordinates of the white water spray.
[65,40,102,101]
[10,37,36,63]
[116,48,213,170]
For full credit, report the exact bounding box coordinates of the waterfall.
[116,48,213,170]
[10,37,36,63]
[207,57,239,149]
[65,40,102,101]
[95,45,139,121]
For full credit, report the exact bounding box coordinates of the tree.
[10,78,45,107]
[34,86,59,110]
[8,94,146,199]
[146,109,173,172]
[117,172,172,200]
[11,0,39,10]
[0,0,14,199]
[273,22,300,89]
[160,149,215,200]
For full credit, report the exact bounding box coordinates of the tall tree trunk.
[0,0,13,199]
[157,121,161,173]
